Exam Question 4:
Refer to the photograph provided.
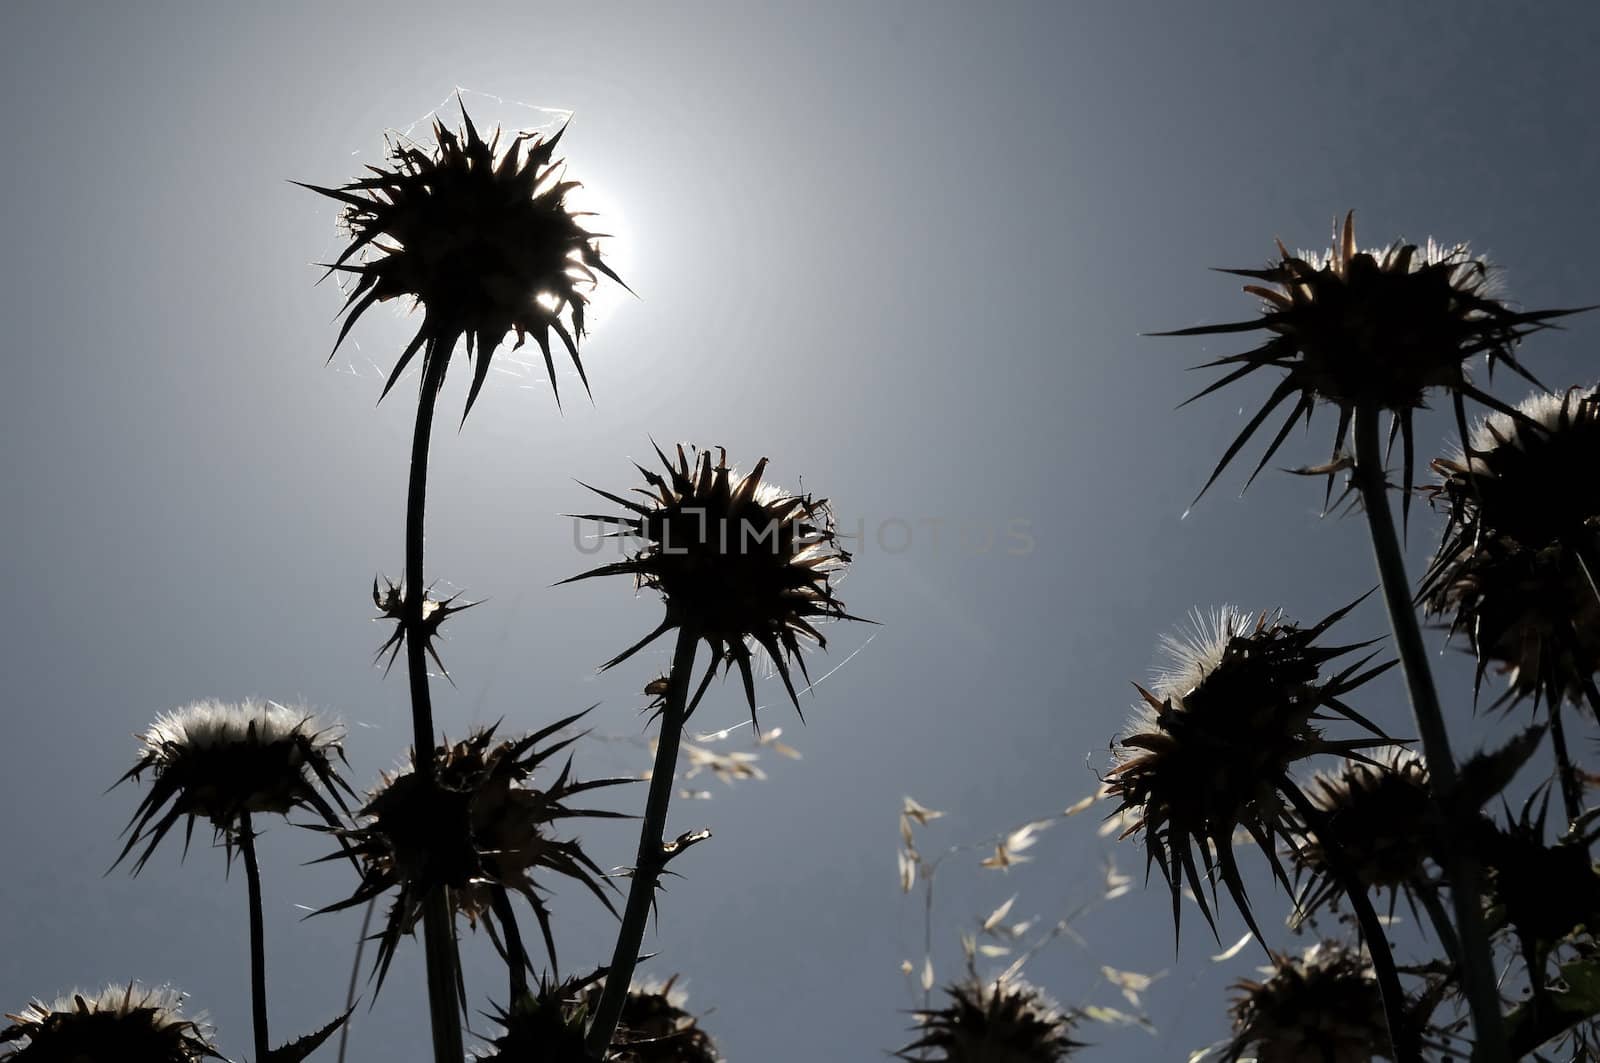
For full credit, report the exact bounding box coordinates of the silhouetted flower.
[1105,601,1394,942]
[1159,212,1581,510]
[113,699,354,873]
[1421,386,1600,710]
[1224,942,1393,1062]
[1291,749,1436,921]
[319,713,627,990]
[585,977,721,1063]
[895,976,1084,1062]
[565,443,862,726]
[0,984,222,1061]
[479,973,719,1063]
[1479,793,1600,957]
[372,575,478,679]
[480,973,595,1063]
[302,101,625,416]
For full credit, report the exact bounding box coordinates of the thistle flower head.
[319,711,627,992]
[480,973,720,1063]
[302,100,625,416]
[1224,942,1394,1062]
[565,443,862,726]
[895,976,1085,1063]
[1422,386,1600,709]
[1161,211,1582,508]
[589,977,721,1063]
[1291,748,1436,920]
[1105,600,1394,943]
[1,984,222,1061]
[114,698,353,873]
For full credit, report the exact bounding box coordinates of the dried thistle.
[317,712,628,991]
[586,977,721,1063]
[1105,600,1394,943]
[0,984,222,1061]
[1224,942,1400,1062]
[113,699,353,873]
[480,973,721,1063]
[1291,748,1437,921]
[565,443,862,726]
[301,100,625,416]
[1421,385,1600,710]
[895,976,1085,1062]
[1159,211,1582,512]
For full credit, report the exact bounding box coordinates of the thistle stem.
[240,812,270,1062]
[335,898,376,1063]
[404,348,465,1063]
[1281,778,1414,1063]
[1352,403,1507,1061]
[490,886,531,1000]
[586,625,700,1059]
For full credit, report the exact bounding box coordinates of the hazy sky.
[4,3,1599,1060]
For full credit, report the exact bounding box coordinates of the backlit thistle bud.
[1421,386,1600,709]
[372,575,479,679]
[1105,600,1395,943]
[114,699,354,873]
[1159,211,1583,510]
[1224,943,1394,1062]
[1291,749,1436,921]
[0,984,222,1061]
[564,443,863,726]
[895,976,1085,1063]
[318,712,628,991]
[300,101,625,416]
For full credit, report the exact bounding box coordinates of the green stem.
[1282,778,1415,1063]
[586,626,699,1059]
[240,813,270,1062]
[405,348,465,1063]
[1352,404,1507,1061]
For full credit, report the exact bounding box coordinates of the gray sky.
[3,2,1599,1060]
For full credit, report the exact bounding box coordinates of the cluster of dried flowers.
[890,214,1597,1063]
[4,101,867,1063]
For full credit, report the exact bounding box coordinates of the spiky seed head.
[1224,942,1392,1062]
[480,974,595,1062]
[1105,602,1394,943]
[1291,748,1435,919]
[479,973,719,1063]
[302,101,625,417]
[318,713,627,994]
[582,978,721,1063]
[1422,386,1600,709]
[1160,211,1583,506]
[565,443,863,726]
[0,984,222,1062]
[114,699,354,874]
[895,976,1084,1063]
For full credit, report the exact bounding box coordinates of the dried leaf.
[982,895,1017,933]
[1212,932,1253,962]
[902,796,945,826]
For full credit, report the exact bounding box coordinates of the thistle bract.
[0,984,222,1062]
[302,102,624,416]
[1422,386,1600,708]
[566,443,860,725]
[1105,601,1393,941]
[319,712,627,990]
[585,978,721,1063]
[1161,212,1581,507]
[114,699,353,873]
[895,976,1084,1063]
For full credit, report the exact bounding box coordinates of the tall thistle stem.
[405,347,465,1063]
[586,625,700,1059]
[1280,778,1414,1062]
[1352,403,1507,1061]
[239,812,270,1062]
